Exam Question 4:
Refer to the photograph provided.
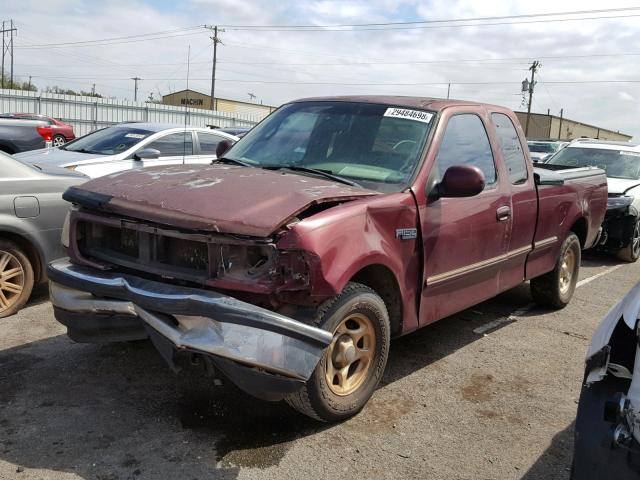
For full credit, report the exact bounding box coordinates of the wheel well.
[570,217,588,248]
[351,264,403,336]
[0,232,43,282]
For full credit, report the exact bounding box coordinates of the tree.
[1,75,36,91]
[44,85,102,98]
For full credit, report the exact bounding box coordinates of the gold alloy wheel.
[559,247,576,296]
[0,250,25,313]
[325,312,376,396]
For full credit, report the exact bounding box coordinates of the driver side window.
[434,114,497,186]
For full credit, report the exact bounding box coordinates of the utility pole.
[446,83,451,99]
[131,77,141,102]
[1,20,17,89]
[558,108,564,140]
[204,25,224,111]
[91,83,95,95]
[524,60,540,138]
[28,75,31,89]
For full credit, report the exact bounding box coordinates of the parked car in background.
[571,281,640,479]
[527,139,567,162]
[13,123,239,178]
[1,113,76,146]
[545,140,640,261]
[0,118,51,154]
[48,97,606,421]
[0,151,87,317]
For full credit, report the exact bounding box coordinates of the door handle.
[496,206,511,222]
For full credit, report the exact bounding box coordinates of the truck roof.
[290,95,507,112]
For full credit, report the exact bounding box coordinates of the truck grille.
[77,221,210,282]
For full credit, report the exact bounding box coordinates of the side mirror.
[432,165,485,199]
[133,148,161,160]
[216,139,234,158]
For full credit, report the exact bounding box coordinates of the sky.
[1,0,639,138]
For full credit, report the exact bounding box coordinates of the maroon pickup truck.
[48,97,607,422]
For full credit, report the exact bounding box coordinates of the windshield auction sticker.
[384,107,433,124]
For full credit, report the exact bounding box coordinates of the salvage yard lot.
[1,253,637,480]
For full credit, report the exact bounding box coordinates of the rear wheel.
[616,218,640,263]
[0,240,34,318]
[285,283,390,422]
[531,233,581,309]
[52,135,66,147]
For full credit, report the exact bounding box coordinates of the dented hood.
[65,164,378,236]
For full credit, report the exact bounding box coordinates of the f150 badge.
[395,228,418,240]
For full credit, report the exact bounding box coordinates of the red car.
[2,113,75,147]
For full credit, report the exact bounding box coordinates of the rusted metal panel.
[66,164,378,237]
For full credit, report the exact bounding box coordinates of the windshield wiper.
[213,156,254,168]
[66,148,101,154]
[263,165,361,188]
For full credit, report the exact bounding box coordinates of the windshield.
[547,147,640,179]
[528,142,558,153]
[63,126,153,155]
[224,101,434,192]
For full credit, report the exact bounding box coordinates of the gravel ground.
[0,252,637,480]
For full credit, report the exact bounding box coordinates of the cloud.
[2,0,639,138]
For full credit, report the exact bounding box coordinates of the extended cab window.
[434,114,496,186]
[146,132,194,156]
[491,113,528,184]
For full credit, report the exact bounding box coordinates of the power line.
[15,26,203,48]
[218,6,640,29]
[15,30,207,50]
[26,75,640,86]
[220,14,640,32]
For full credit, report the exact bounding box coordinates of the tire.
[285,282,390,422]
[530,233,581,309]
[0,239,35,318]
[616,218,640,263]
[52,135,66,147]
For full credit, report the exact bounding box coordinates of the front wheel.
[530,232,581,309]
[285,282,390,422]
[616,218,640,263]
[0,240,35,318]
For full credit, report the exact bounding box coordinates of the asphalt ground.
[1,251,638,480]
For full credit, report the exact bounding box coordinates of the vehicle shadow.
[0,282,539,478]
[520,422,574,480]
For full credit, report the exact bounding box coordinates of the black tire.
[0,239,35,318]
[285,282,390,422]
[530,233,581,309]
[616,218,640,263]
[52,134,66,147]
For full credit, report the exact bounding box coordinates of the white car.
[527,140,566,163]
[545,140,640,261]
[13,123,238,178]
[572,282,640,479]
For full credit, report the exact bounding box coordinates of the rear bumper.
[47,259,332,401]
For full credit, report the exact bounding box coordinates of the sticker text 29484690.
[383,107,433,124]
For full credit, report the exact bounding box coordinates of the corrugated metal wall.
[0,89,260,137]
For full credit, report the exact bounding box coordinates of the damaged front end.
[597,194,638,252]
[48,259,333,401]
[572,283,640,478]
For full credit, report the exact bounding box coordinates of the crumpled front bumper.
[47,259,333,401]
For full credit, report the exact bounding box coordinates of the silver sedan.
[0,151,87,317]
